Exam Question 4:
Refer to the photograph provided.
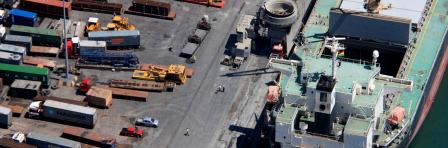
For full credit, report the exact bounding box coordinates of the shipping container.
[0,63,49,86]
[88,30,140,49]
[10,25,61,47]
[61,127,116,148]
[0,51,22,65]
[21,0,72,18]
[72,0,123,14]
[29,46,60,56]
[0,44,26,57]
[99,85,149,102]
[42,100,97,128]
[35,96,88,106]
[0,104,25,117]
[26,132,81,148]
[127,0,176,20]
[86,86,112,108]
[9,79,41,99]
[0,138,37,148]
[9,9,38,27]
[79,40,107,56]
[23,56,57,69]
[0,106,11,129]
[109,79,174,92]
[3,35,33,52]
[180,42,198,58]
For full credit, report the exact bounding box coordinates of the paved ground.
[0,0,275,148]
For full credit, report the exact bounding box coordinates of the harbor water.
[410,68,448,147]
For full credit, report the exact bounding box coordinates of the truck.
[3,35,33,52]
[61,127,116,148]
[86,86,113,108]
[120,126,143,138]
[88,30,140,49]
[9,9,38,27]
[26,132,81,148]
[222,15,255,69]
[79,40,107,56]
[0,51,21,65]
[41,100,98,128]
[0,106,12,129]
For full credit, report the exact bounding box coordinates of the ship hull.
[399,31,448,147]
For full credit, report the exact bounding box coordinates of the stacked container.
[79,40,106,56]
[0,44,26,57]
[26,132,81,148]
[9,9,38,27]
[88,30,140,49]
[3,35,33,52]
[0,106,12,129]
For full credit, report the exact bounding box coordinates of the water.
[410,68,448,147]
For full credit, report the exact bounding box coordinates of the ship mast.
[325,37,346,78]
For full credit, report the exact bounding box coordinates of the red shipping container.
[21,0,72,18]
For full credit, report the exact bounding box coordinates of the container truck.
[88,30,140,49]
[3,35,33,52]
[79,40,107,56]
[9,9,38,27]
[61,127,116,148]
[26,132,81,148]
[0,51,21,65]
[42,100,98,128]
[0,106,12,129]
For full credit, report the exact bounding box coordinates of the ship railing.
[320,54,381,67]
[377,74,413,91]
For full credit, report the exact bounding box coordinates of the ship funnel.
[372,50,379,66]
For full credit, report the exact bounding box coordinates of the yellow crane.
[107,15,136,31]
[132,64,187,84]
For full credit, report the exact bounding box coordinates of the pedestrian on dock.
[185,128,190,136]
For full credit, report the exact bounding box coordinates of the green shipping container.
[0,63,49,86]
[9,25,61,47]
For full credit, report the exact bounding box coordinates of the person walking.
[185,128,190,136]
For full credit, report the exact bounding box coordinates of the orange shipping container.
[21,0,72,18]
[86,86,112,108]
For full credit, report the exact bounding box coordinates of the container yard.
[0,0,277,148]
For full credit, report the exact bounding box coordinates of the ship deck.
[278,0,448,145]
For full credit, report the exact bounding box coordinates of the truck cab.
[27,101,42,118]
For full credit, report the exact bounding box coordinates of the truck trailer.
[42,100,98,128]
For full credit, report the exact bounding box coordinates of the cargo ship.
[263,0,448,147]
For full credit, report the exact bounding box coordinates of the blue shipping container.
[10,9,38,27]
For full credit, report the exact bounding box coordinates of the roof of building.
[340,0,426,24]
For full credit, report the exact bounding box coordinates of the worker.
[185,128,190,136]
[218,84,225,92]
[168,46,173,52]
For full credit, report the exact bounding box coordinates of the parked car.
[135,116,159,127]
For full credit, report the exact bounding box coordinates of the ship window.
[320,92,327,102]
[319,104,326,111]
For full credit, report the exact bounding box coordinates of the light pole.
[63,0,69,79]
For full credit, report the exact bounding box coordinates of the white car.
[135,117,159,128]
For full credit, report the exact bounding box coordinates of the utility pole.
[63,0,69,79]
